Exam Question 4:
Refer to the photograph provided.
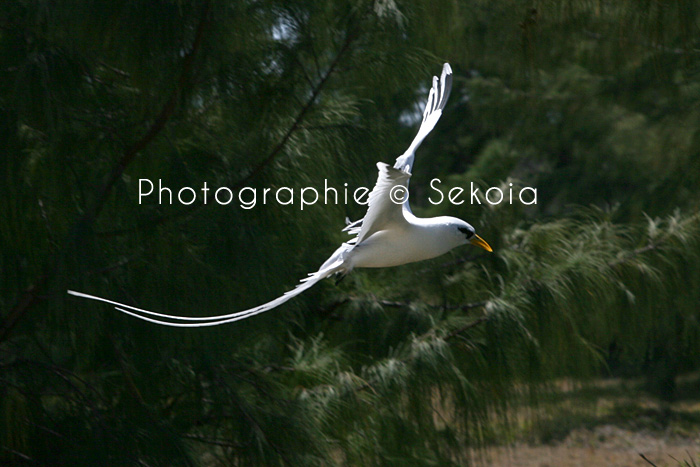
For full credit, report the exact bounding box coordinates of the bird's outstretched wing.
[67,246,349,327]
[393,63,452,174]
[352,63,452,243]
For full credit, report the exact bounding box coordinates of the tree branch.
[377,299,487,313]
[93,28,358,239]
[639,453,658,466]
[84,0,211,224]
[181,434,245,450]
[444,317,489,340]
[233,31,355,190]
[1,1,211,343]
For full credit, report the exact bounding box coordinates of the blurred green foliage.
[1,0,699,465]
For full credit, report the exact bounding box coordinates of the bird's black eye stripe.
[458,226,474,238]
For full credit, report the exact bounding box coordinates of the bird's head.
[454,220,492,253]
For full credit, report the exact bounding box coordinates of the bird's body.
[344,215,471,269]
[68,63,492,326]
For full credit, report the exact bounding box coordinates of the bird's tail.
[67,247,350,327]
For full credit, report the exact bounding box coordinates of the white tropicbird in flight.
[68,63,492,327]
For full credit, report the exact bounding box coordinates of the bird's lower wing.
[67,251,348,327]
[354,162,411,244]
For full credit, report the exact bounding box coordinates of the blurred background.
[1,1,700,465]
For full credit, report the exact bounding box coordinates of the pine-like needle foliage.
[1,0,700,465]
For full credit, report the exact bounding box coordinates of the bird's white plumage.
[68,259,342,327]
[394,63,452,175]
[67,63,488,327]
[354,163,410,244]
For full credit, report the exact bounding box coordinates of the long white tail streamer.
[67,258,345,327]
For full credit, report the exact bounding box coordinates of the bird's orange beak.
[470,234,493,252]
